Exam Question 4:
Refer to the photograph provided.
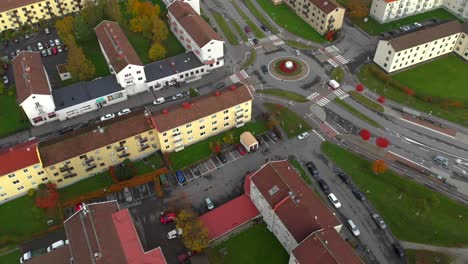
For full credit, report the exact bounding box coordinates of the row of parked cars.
[20,239,68,263]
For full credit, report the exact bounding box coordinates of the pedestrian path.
[319,122,339,137]
[333,88,349,99]
[229,70,249,83]
[268,35,285,45]
[307,92,320,101]
[312,129,326,141]
[316,97,331,107]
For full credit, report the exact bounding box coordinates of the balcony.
[118,152,130,159]
[139,144,150,152]
[236,114,244,120]
[236,121,244,128]
[63,173,77,179]
[174,145,185,152]
[59,166,74,173]
[85,165,97,172]
[139,138,148,144]
[84,158,94,164]
[174,137,183,144]
[116,146,125,152]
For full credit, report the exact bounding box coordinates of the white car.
[205,197,214,210]
[346,219,360,236]
[153,97,165,105]
[3,75,8,84]
[57,45,63,53]
[37,42,44,50]
[297,132,310,140]
[46,239,69,252]
[292,49,301,55]
[167,228,183,239]
[100,113,115,121]
[54,39,61,46]
[172,93,184,100]
[117,108,131,116]
[327,193,341,208]
[20,252,32,263]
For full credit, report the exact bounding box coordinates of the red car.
[160,213,176,224]
[52,47,58,55]
[237,144,247,156]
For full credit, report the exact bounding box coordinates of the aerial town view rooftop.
[0,0,467,263]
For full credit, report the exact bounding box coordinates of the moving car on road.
[215,82,225,89]
[261,65,268,74]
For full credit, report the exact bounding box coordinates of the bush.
[27,188,36,196]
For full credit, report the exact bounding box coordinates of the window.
[188,136,193,141]
[224,123,229,127]
[100,163,105,167]
[107,145,112,149]
[387,50,392,55]
[164,139,169,143]
[212,127,218,131]
[27,175,32,179]
[138,77,142,80]
[383,63,387,67]
[112,158,117,163]
[223,110,229,114]
[50,166,55,170]
[199,125,205,130]
[199,119,204,123]
[8,174,15,178]
[163,132,167,136]
[200,132,206,136]
[57,179,63,183]
[38,171,44,175]
[23,169,28,173]
[165,146,170,149]
[17,186,24,191]
[95,149,100,154]
[33,164,41,169]
[211,114,217,118]
[224,116,229,120]
[54,172,59,176]
[41,177,48,181]
[212,121,217,125]
[137,70,141,74]
[12,180,19,184]
[187,130,192,134]
[186,123,192,128]
[109,152,114,156]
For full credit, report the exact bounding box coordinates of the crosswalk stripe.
[307,92,320,100]
[316,97,331,107]
[312,129,325,141]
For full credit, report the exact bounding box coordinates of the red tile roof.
[64,201,127,264]
[200,194,260,241]
[113,209,167,264]
[168,1,222,47]
[94,21,143,73]
[12,51,51,103]
[307,0,343,14]
[0,139,39,176]
[28,244,71,264]
[0,0,43,13]
[151,84,253,132]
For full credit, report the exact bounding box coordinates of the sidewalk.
[400,241,468,264]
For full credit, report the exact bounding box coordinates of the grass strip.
[241,49,256,70]
[290,159,312,184]
[349,91,385,113]
[333,98,382,128]
[231,0,266,39]
[285,40,313,49]
[257,89,308,102]
[243,0,278,34]
[212,12,239,45]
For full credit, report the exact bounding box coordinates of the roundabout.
[268,57,309,81]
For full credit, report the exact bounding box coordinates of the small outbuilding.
[56,64,71,81]
[240,131,259,152]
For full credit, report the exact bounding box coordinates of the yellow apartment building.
[38,109,157,188]
[0,139,49,202]
[151,84,253,152]
[0,0,90,31]
[272,0,345,35]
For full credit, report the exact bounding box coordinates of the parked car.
[49,39,55,47]
[252,38,259,45]
[414,22,423,28]
[346,219,360,236]
[261,65,268,74]
[16,49,21,56]
[292,49,301,56]
[177,251,197,263]
[327,193,341,208]
[46,48,52,56]
[41,49,47,57]
[44,42,50,49]
[160,213,177,224]
[123,187,132,202]
[51,47,58,55]
[256,136,265,145]
[306,162,319,178]
[176,170,186,184]
[57,45,63,53]
[3,63,8,70]
[317,178,330,194]
[393,243,405,257]
[217,152,228,163]
[244,26,252,33]
[352,188,366,201]
[260,24,269,32]
[297,132,309,140]
[14,38,19,43]
[117,108,131,116]
[215,82,225,89]
[337,172,350,184]
[237,144,247,156]
[167,228,183,239]
[172,93,184,100]
[371,213,387,229]
[205,197,214,210]
[100,113,115,121]
[267,130,279,141]
[47,240,69,252]
[25,34,30,39]
[45,27,50,34]
[54,39,61,46]
[3,75,9,84]
[153,97,165,105]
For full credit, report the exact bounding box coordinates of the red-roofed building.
[200,194,260,241]
[245,160,362,264]
[0,139,45,201]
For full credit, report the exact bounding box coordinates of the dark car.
[267,130,279,141]
[256,136,265,145]
[306,162,319,178]
[337,172,350,184]
[260,24,269,32]
[393,243,405,258]
[217,152,228,164]
[317,179,330,194]
[177,251,197,263]
[244,26,252,33]
[175,171,186,184]
[261,65,268,74]
[252,38,259,45]
[352,188,366,201]
[215,82,225,89]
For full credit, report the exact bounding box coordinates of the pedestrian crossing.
[333,88,349,99]
[229,70,249,83]
[312,129,325,141]
[316,97,331,107]
[319,122,339,138]
[307,92,320,101]
[268,35,285,45]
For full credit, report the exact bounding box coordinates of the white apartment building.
[454,22,468,60]
[370,0,468,22]
[168,1,224,69]
[12,51,58,126]
[374,20,467,72]
[162,0,200,14]
[245,160,362,264]
[95,20,147,95]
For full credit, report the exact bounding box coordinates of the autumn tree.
[66,42,96,81]
[267,117,279,129]
[127,0,162,39]
[209,141,222,153]
[222,132,235,145]
[148,42,167,60]
[175,209,209,252]
[102,0,123,24]
[372,160,387,175]
[347,0,370,18]
[35,183,60,209]
[55,16,76,45]
[152,18,168,42]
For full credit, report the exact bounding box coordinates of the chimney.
[162,109,169,114]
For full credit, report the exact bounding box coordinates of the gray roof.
[53,75,124,110]
[144,52,203,82]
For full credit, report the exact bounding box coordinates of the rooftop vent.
[162,109,169,114]
[268,185,279,196]
[324,1,328,5]
[25,66,31,72]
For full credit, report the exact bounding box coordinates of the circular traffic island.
[269,57,309,81]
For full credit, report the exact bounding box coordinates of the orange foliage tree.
[372,160,388,175]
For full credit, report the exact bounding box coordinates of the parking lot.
[107,181,156,206]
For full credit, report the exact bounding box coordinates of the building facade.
[168,1,224,69]
[370,0,468,23]
[373,20,467,73]
[0,0,92,31]
[273,0,345,35]
[151,85,253,152]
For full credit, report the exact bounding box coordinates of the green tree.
[102,0,123,24]
[188,87,199,98]
[115,159,136,181]
[148,42,166,61]
[74,14,92,41]
[152,18,168,42]
[81,0,104,29]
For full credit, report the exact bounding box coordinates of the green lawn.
[0,249,21,264]
[256,0,325,43]
[169,121,268,170]
[333,98,381,128]
[243,0,278,34]
[211,223,289,264]
[405,249,453,264]
[290,159,312,184]
[79,35,110,78]
[257,89,308,102]
[133,153,164,174]
[359,63,468,125]
[285,39,313,49]
[230,18,248,42]
[349,91,385,113]
[241,49,256,70]
[212,12,239,45]
[351,9,460,35]
[0,93,29,138]
[331,67,344,82]
[322,142,468,247]
[230,1,266,39]
[264,103,311,138]
[59,171,112,201]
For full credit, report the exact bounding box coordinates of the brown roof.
[64,201,127,264]
[168,1,222,47]
[307,0,343,14]
[56,64,68,74]
[94,21,142,73]
[39,109,154,166]
[152,84,253,132]
[28,244,71,264]
[292,230,362,264]
[0,0,43,13]
[12,51,51,103]
[388,20,464,52]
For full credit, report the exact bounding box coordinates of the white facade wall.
[146,65,208,90]
[454,32,468,59]
[164,0,200,14]
[115,65,147,95]
[20,94,57,126]
[201,40,224,69]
